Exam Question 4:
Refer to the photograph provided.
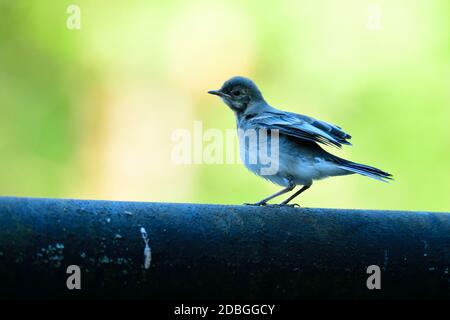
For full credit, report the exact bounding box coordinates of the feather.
[337,161,393,182]
[247,110,352,148]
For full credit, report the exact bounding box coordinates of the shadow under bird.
[208,76,392,206]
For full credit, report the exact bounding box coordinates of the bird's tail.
[336,159,393,182]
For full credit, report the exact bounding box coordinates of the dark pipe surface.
[0,196,449,299]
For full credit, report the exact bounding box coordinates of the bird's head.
[208,76,264,112]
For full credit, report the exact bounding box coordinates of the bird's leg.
[245,184,295,206]
[279,185,311,206]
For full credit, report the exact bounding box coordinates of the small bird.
[208,76,392,206]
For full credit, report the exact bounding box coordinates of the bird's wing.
[248,111,352,148]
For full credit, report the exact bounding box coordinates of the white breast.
[237,130,342,187]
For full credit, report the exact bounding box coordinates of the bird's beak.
[208,90,230,98]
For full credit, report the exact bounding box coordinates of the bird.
[208,76,392,206]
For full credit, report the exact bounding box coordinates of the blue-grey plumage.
[208,76,392,206]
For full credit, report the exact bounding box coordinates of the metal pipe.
[0,196,449,299]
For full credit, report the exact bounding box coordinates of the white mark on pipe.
[140,227,151,269]
[422,240,428,257]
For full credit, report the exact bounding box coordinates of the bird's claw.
[244,202,300,208]
[276,203,301,208]
[283,203,301,208]
[244,202,267,206]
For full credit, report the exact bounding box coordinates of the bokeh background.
[1,0,449,211]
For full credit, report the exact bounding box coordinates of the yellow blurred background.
[1,0,449,211]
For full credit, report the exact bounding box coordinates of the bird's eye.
[232,90,241,97]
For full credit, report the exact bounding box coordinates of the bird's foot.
[244,202,267,206]
[244,202,300,208]
[278,203,301,208]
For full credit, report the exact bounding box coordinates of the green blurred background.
[1,0,449,211]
